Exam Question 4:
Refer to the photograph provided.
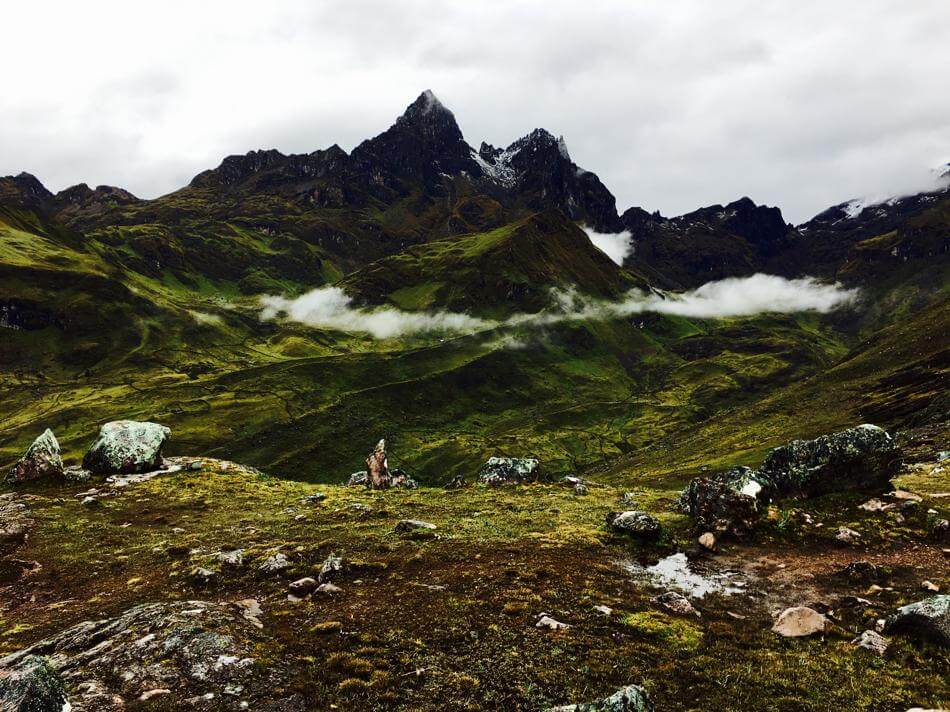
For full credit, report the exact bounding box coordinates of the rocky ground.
[0,424,948,710]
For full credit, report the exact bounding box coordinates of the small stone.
[80,496,99,507]
[545,683,653,712]
[288,577,318,597]
[698,532,717,551]
[574,483,588,496]
[921,580,940,592]
[318,553,344,583]
[302,493,327,504]
[316,583,342,594]
[139,689,172,701]
[606,510,662,539]
[294,514,307,522]
[536,615,570,631]
[619,492,638,507]
[836,526,862,545]
[258,553,290,574]
[394,519,437,534]
[888,489,922,502]
[652,591,700,618]
[772,606,830,637]
[851,629,889,655]
[218,549,244,568]
[191,567,217,586]
[593,605,613,616]
[310,620,343,634]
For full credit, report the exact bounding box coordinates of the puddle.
[622,552,748,598]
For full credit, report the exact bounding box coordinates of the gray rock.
[652,591,700,617]
[681,425,900,536]
[6,429,63,484]
[394,519,437,534]
[258,553,290,574]
[346,471,368,486]
[884,595,950,646]
[619,492,638,507]
[217,549,244,568]
[0,601,266,708]
[478,457,540,486]
[0,655,67,711]
[318,553,344,583]
[82,420,170,475]
[606,510,661,539]
[546,683,654,711]
[191,567,217,586]
[288,577,318,597]
[444,474,467,489]
[680,466,766,536]
[852,629,889,655]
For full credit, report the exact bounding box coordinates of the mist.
[583,227,634,265]
[261,274,859,339]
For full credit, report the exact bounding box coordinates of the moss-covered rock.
[5,429,62,484]
[81,420,170,475]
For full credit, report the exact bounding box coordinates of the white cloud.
[262,275,859,338]
[1,2,948,221]
[260,287,490,339]
[583,228,634,265]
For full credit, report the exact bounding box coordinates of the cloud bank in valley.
[583,227,634,266]
[261,274,859,339]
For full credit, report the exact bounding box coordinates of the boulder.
[772,606,831,637]
[6,429,63,483]
[546,684,655,712]
[679,467,765,536]
[82,420,170,475]
[760,424,900,496]
[0,655,67,711]
[883,595,950,646]
[606,511,661,539]
[478,457,540,486]
[681,425,900,536]
[258,553,290,574]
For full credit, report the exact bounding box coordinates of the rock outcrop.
[6,429,63,483]
[478,457,540,486]
[681,425,901,535]
[82,420,170,475]
[884,595,950,646]
[0,655,67,711]
[0,600,273,710]
[546,684,654,712]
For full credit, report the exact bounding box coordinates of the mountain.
[0,91,948,712]
[341,210,647,314]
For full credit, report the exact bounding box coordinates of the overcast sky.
[2,1,948,223]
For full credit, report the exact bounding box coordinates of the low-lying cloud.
[260,287,491,339]
[261,274,859,339]
[583,227,634,266]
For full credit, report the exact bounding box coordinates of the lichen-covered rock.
[0,601,270,709]
[82,420,170,475]
[652,591,700,617]
[884,595,950,646]
[606,510,661,539]
[679,467,765,536]
[478,457,540,486]
[760,424,900,496]
[346,468,417,489]
[546,683,654,711]
[6,429,63,483]
[0,655,67,711]
[680,425,900,536]
[318,552,344,583]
